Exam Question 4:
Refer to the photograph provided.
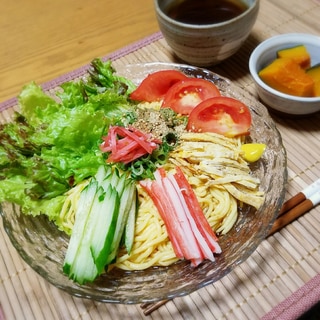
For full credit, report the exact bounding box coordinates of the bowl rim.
[154,0,259,29]
[249,33,320,102]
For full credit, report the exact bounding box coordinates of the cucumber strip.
[101,168,125,195]
[67,236,98,284]
[124,186,138,254]
[112,172,127,195]
[105,180,136,264]
[94,165,109,184]
[89,184,120,273]
[63,179,98,283]
[64,166,138,284]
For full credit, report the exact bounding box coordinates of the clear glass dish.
[0,63,287,304]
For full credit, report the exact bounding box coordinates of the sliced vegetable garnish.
[63,178,99,284]
[186,96,252,137]
[63,166,137,284]
[129,70,188,102]
[100,126,161,164]
[161,78,221,115]
[140,167,221,267]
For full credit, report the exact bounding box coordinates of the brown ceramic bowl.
[154,0,259,66]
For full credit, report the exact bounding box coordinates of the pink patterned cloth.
[0,304,4,320]
[262,273,320,320]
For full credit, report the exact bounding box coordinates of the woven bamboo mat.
[1,0,320,319]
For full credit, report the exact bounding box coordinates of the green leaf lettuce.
[0,59,136,229]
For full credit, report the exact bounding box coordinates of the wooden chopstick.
[140,299,170,316]
[140,179,320,316]
[277,178,320,217]
[268,179,320,236]
[267,198,314,236]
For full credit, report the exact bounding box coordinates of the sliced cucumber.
[124,187,138,254]
[89,184,119,273]
[63,165,138,284]
[105,180,136,264]
[94,164,109,184]
[63,179,98,284]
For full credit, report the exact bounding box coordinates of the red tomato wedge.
[161,78,221,115]
[186,96,252,137]
[129,70,188,102]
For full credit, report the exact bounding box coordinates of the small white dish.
[249,33,320,115]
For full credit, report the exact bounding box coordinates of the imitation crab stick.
[140,167,221,266]
[141,178,184,258]
[174,166,221,252]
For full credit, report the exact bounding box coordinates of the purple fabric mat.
[0,31,163,112]
[0,303,4,320]
[262,273,320,320]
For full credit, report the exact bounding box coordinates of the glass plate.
[0,62,287,304]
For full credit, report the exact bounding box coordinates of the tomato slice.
[129,70,188,102]
[161,78,221,115]
[186,96,252,137]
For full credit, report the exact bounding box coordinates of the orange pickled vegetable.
[277,45,311,69]
[306,64,320,96]
[259,57,314,97]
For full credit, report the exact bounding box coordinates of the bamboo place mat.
[1,0,320,319]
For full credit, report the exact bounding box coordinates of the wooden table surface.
[0,0,159,103]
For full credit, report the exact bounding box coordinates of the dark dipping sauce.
[165,0,248,25]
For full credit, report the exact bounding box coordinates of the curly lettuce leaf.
[18,82,60,127]
[85,58,136,94]
[0,59,136,226]
[0,175,33,205]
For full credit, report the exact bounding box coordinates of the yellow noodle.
[57,180,89,234]
[110,132,264,270]
[61,131,264,271]
[108,186,179,270]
